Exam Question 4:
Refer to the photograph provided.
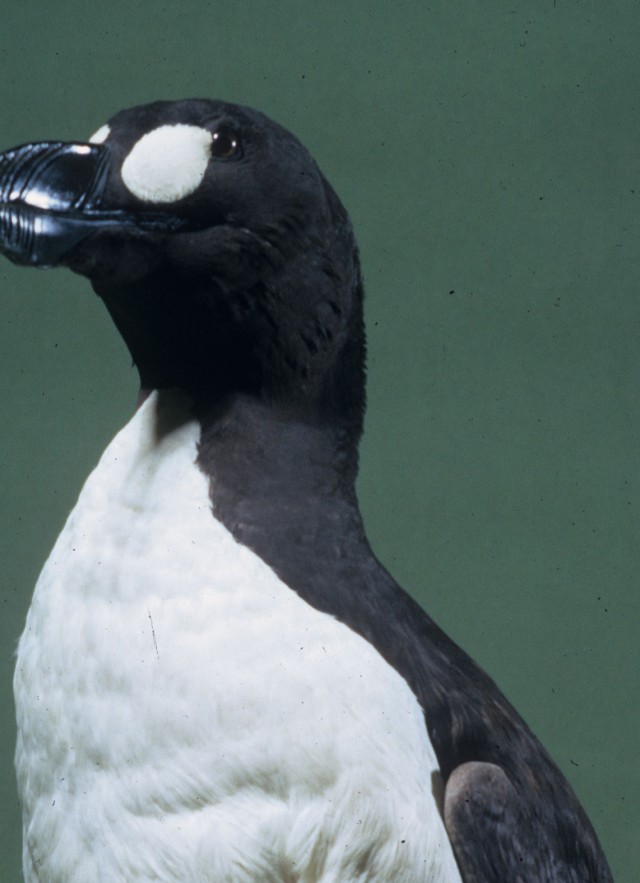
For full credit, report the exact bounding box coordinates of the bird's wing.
[444,760,593,882]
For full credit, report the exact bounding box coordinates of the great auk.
[0,99,613,882]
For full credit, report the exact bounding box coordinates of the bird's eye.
[211,128,241,159]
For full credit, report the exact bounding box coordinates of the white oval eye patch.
[89,124,111,145]
[121,124,213,203]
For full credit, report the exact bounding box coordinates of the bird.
[0,99,613,882]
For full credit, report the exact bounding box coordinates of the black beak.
[0,141,184,268]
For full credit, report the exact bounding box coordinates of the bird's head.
[0,99,365,432]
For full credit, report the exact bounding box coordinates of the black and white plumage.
[0,99,613,881]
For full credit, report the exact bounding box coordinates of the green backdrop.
[1,2,637,880]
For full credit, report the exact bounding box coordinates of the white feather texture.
[14,391,462,882]
[88,124,111,145]
[120,124,212,203]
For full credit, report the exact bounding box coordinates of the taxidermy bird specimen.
[0,99,613,881]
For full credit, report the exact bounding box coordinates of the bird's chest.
[14,393,461,882]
